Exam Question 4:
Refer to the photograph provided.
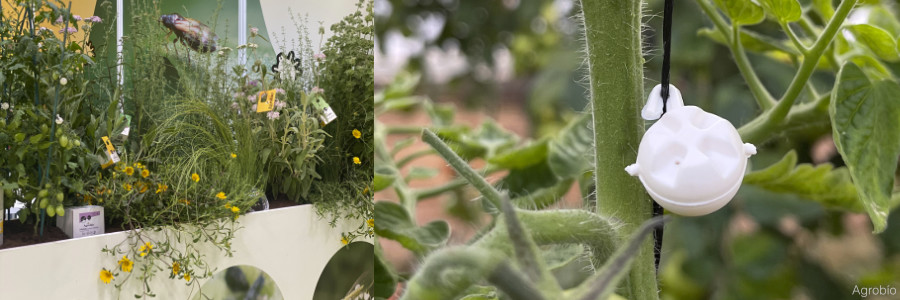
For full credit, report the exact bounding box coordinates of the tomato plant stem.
[580,0,657,299]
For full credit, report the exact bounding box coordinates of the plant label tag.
[56,205,104,238]
[101,136,120,168]
[256,89,276,113]
[312,95,337,125]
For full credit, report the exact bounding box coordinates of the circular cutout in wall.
[193,265,283,300]
[313,241,374,300]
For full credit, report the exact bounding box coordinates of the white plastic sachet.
[626,84,756,216]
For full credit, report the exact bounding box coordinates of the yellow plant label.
[101,136,120,168]
[256,89,276,113]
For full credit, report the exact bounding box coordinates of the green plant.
[0,0,118,234]
[375,0,900,299]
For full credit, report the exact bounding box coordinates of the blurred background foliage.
[376,0,900,299]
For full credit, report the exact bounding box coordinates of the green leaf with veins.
[488,139,549,169]
[846,24,900,62]
[459,120,518,158]
[548,115,594,179]
[375,201,451,254]
[743,150,863,212]
[714,0,766,25]
[830,63,900,233]
[759,0,802,23]
[867,6,900,36]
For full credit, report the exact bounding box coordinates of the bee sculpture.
[159,13,218,53]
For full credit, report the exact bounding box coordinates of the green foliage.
[758,0,801,23]
[830,63,900,232]
[743,150,863,212]
[318,0,374,183]
[713,0,765,25]
[845,24,900,62]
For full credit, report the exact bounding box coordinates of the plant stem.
[422,129,502,208]
[697,0,776,110]
[579,0,657,298]
[737,0,857,144]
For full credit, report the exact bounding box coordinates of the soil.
[0,220,70,250]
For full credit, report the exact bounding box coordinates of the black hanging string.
[653,0,674,271]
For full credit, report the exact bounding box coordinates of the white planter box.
[0,204,370,299]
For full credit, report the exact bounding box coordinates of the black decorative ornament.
[271,51,302,81]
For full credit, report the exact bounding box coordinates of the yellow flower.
[139,183,148,193]
[179,199,191,205]
[352,129,361,139]
[172,262,181,275]
[216,192,227,200]
[367,218,374,228]
[123,183,132,191]
[141,169,150,178]
[139,242,153,255]
[184,273,191,282]
[231,206,240,214]
[191,173,200,182]
[341,236,349,245]
[363,187,369,195]
[124,166,134,176]
[353,157,361,165]
[100,269,114,284]
[134,162,144,169]
[230,153,237,158]
[224,203,232,209]
[155,183,168,194]
[118,255,133,272]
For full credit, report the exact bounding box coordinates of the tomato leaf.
[374,201,450,254]
[846,24,900,62]
[830,63,900,232]
[714,0,766,25]
[488,140,549,169]
[374,166,397,192]
[548,115,594,179]
[743,150,863,212]
[759,0,802,23]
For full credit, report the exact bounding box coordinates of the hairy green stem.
[580,0,657,299]
[422,129,502,208]
[489,263,549,300]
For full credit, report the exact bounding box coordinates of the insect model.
[159,13,218,53]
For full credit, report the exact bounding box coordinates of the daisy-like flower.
[172,262,181,275]
[155,184,168,194]
[184,273,191,282]
[139,183,149,193]
[139,242,153,257]
[55,114,63,124]
[230,153,237,158]
[134,162,144,169]
[124,167,134,176]
[118,255,133,272]
[55,16,64,24]
[88,16,102,23]
[141,169,150,178]
[231,206,240,214]
[274,100,286,109]
[1,103,8,110]
[367,218,374,228]
[123,183,132,191]
[341,236,349,245]
[353,157,361,165]
[191,173,200,182]
[100,269,114,284]
[248,94,257,102]
[314,53,326,60]
[216,192,227,200]
[73,15,82,21]
[352,129,361,139]
[266,111,280,120]
[275,88,285,94]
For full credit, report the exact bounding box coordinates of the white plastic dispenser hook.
[642,84,684,121]
[627,84,755,216]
